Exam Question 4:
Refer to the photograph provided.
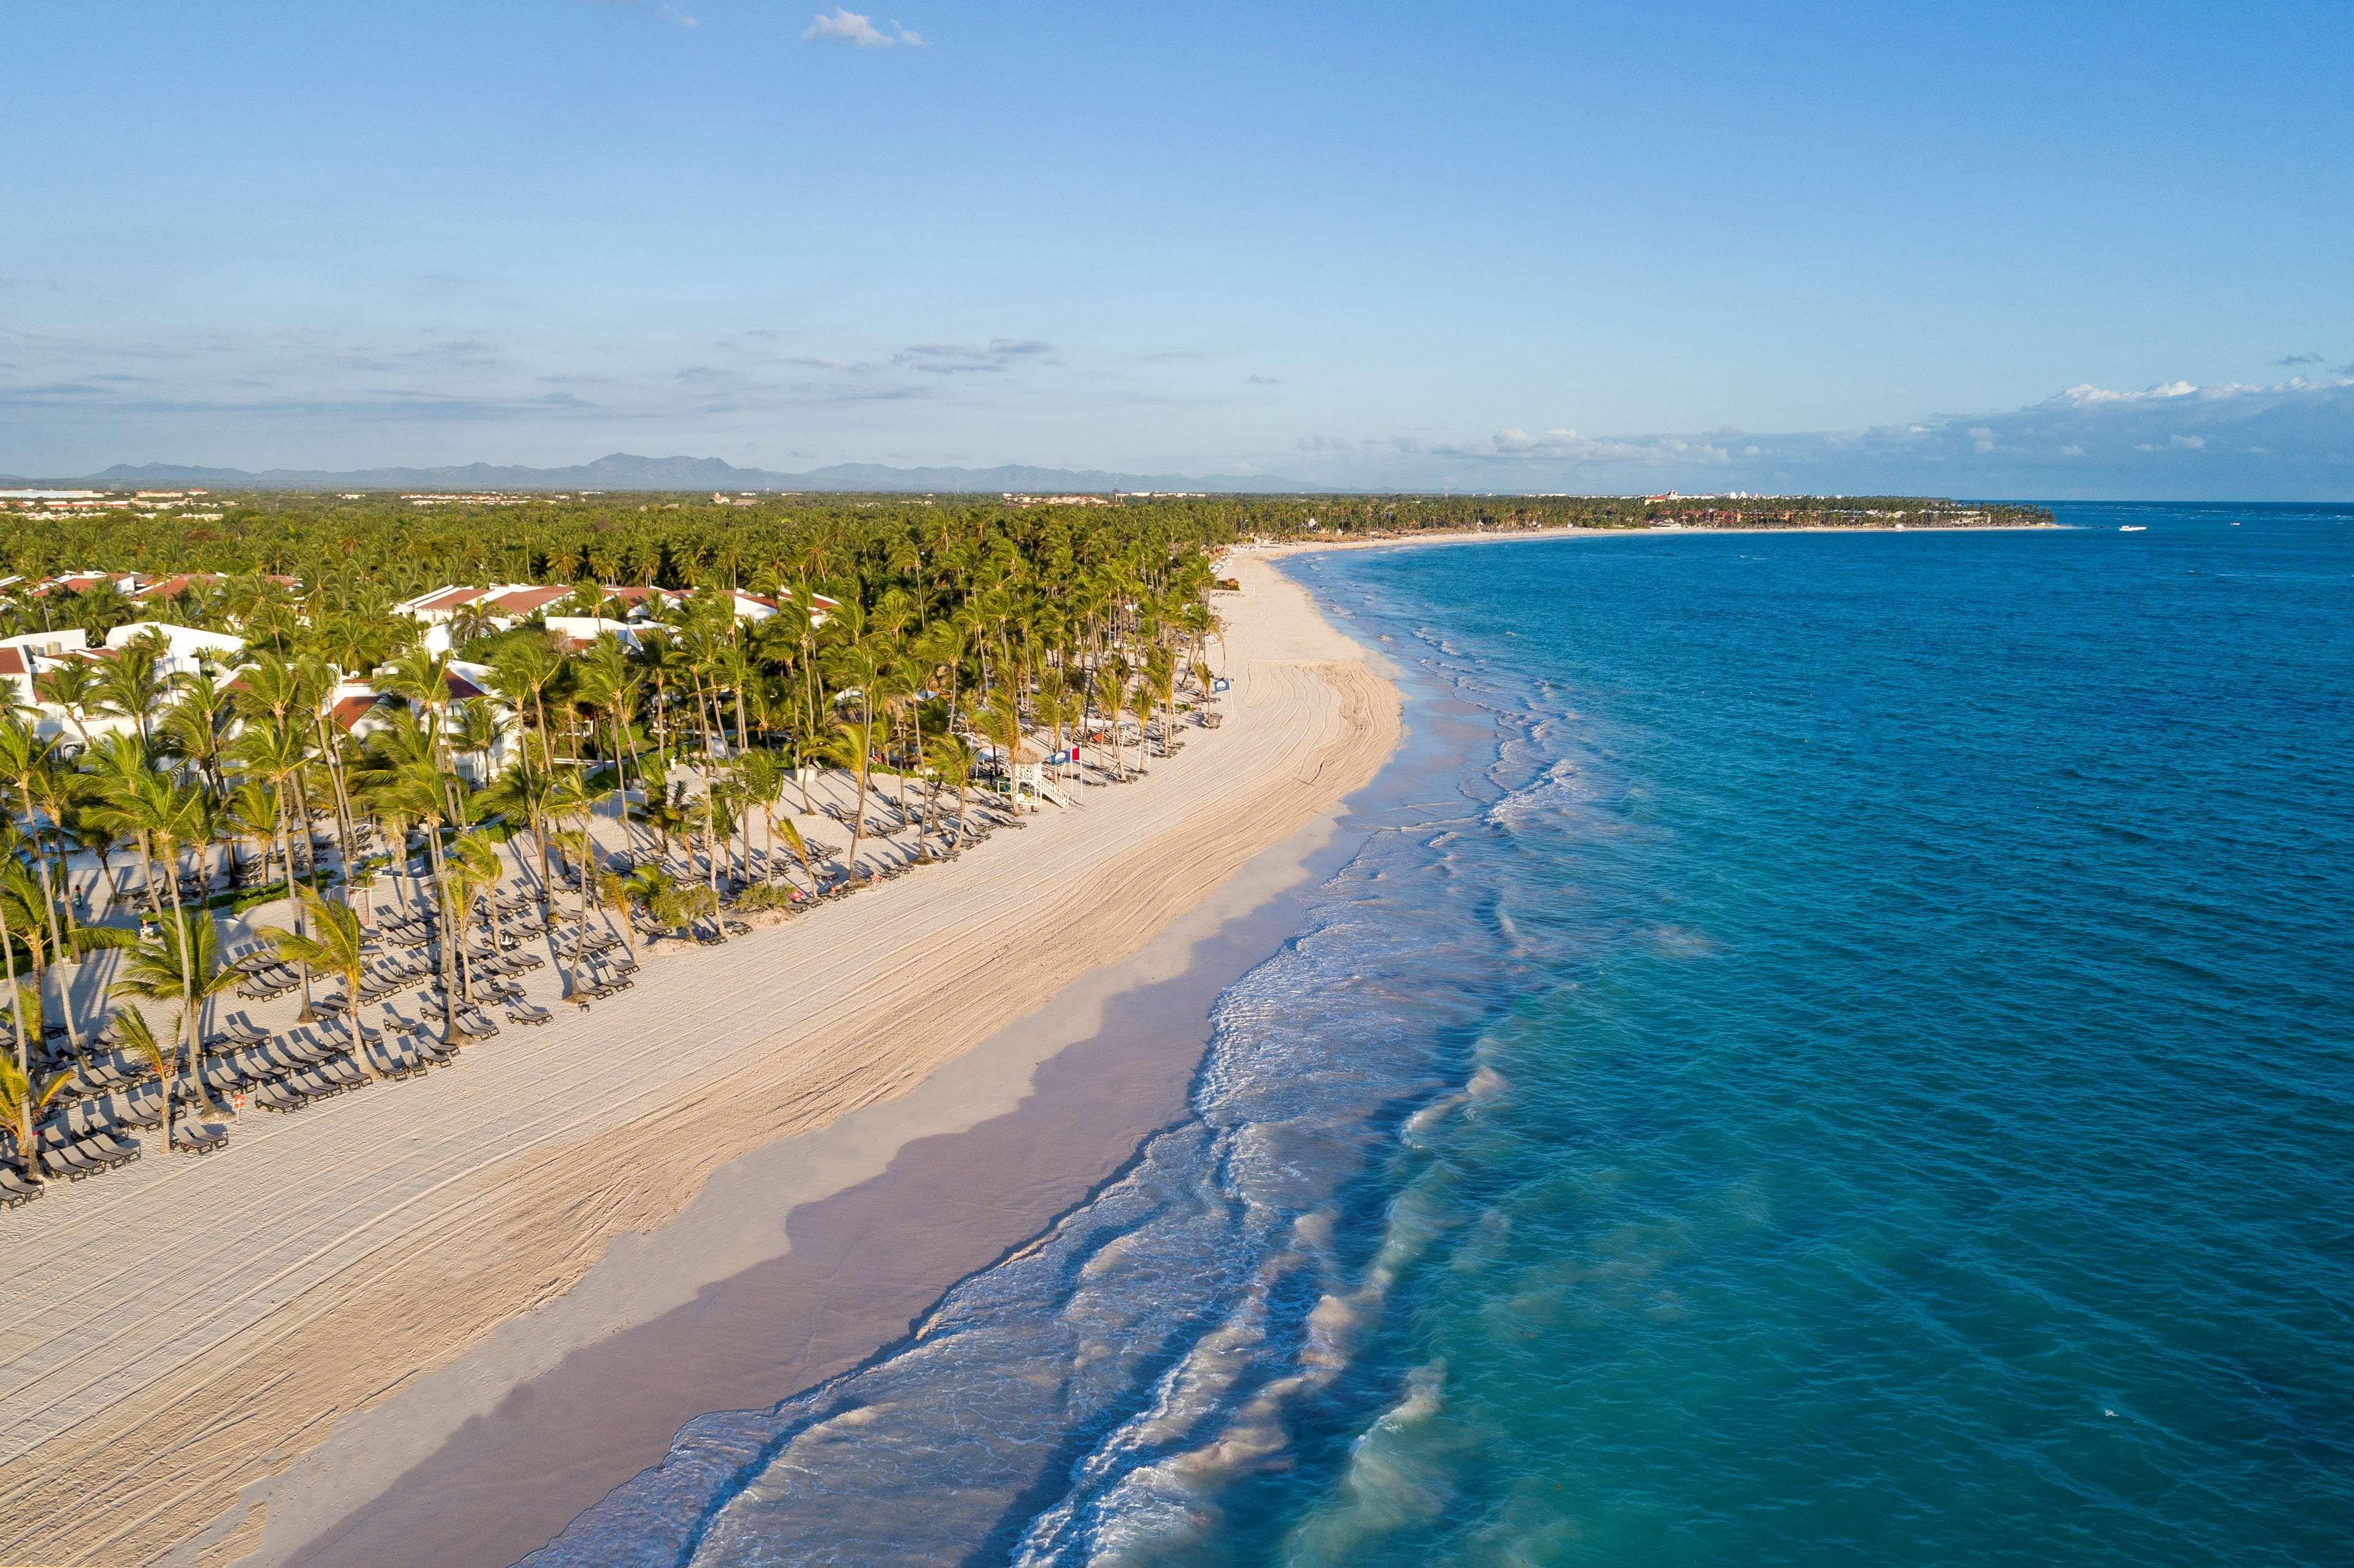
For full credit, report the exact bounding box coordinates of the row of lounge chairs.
[6,886,670,1208]
[33,1130,142,1182]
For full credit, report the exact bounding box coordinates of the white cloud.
[804,7,922,46]
[1298,372,2353,496]
[2056,379,2199,407]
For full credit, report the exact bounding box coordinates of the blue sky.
[4,1,2350,495]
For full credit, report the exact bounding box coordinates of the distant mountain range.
[0,453,1331,494]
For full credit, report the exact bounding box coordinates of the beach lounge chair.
[85,1131,140,1166]
[172,1122,231,1155]
[367,1042,427,1080]
[505,1001,553,1027]
[40,1145,97,1181]
[0,1165,40,1206]
[453,1010,500,1041]
[254,1079,308,1113]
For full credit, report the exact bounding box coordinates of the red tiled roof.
[445,672,487,702]
[485,586,570,616]
[410,586,489,613]
[0,648,26,676]
[328,694,381,733]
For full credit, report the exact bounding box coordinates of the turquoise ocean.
[533,503,2353,1566]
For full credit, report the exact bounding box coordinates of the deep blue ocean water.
[535,503,2354,1566]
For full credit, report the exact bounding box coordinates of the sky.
[4,1,2351,497]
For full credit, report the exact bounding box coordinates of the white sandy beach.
[0,553,1400,1566]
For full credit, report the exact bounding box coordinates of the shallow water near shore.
[533,503,2353,1566]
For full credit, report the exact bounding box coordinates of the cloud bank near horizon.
[1296,377,2354,499]
[1,319,2347,499]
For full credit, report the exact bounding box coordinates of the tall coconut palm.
[443,832,503,1009]
[929,735,975,850]
[0,1048,69,1187]
[483,757,560,920]
[0,834,26,1079]
[1144,644,1179,760]
[93,628,170,746]
[111,1004,181,1153]
[101,769,215,1043]
[378,646,460,770]
[1097,662,1131,781]
[359,728,464,1042]
[822,717,876,881]
[572,635,644,845]
[159,669,239,798]
[546,768,613,987]
[975,684,1026,811]
[31,660,103,749]
[260,888,375,1077]
[0,719,70,993]
[110,907,234,1112]
[489,635,563,770]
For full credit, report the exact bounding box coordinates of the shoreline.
[0,554,1402,1567]
[262,789,1367,1567]
[1238,519,2060,560]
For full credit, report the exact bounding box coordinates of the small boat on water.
[2119,525,2146,532]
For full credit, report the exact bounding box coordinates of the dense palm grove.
[0,489,2048,1194]
[0,497,1262,1195]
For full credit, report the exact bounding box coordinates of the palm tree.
[443,832,503,1011]
[378,646,460,770]
[0,719,71,992]
[975,684,1025,811]
[0,828,27,1079]
[223,779,279,889]
[483,757,560,919]
[261,888,375,1077]
[489,635,563,770]
[111,1004,181,1153]
[359,731,464,1042]
[31,660,103,748]
[0,1048,69,1187]
[822,717,876,881]
[546,769,613,990]
[592,866,641,960]
[930,735,976,849]
[572,635,644,845]
[1144,644,1179,759]
[159,669,239,798]
[93,627,170,746]
[448,600,500,649]
[1098,662,1131,781]
[110,909,234,1112]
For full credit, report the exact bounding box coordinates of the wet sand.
[263,802,1362,1567]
